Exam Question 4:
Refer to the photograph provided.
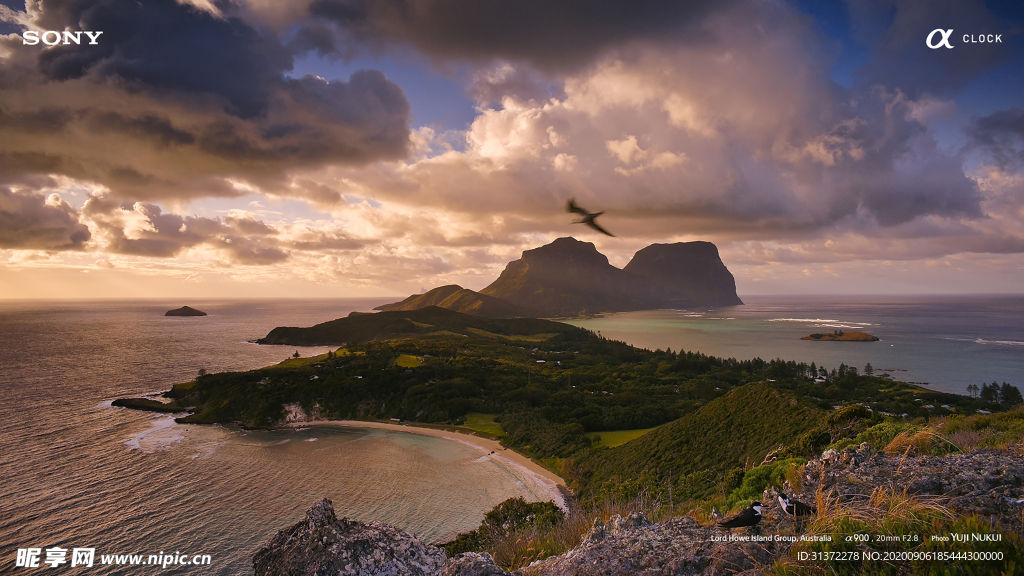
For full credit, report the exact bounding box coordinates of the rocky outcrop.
[253,499,446,576]
[481,237,650,317]
[165,306,207,316]
[382,237,743,318]
[526,513,773,576]
[439,552,518,576]
[253,499,519,576]
[623,242,743,307]
[797,443,1024,532]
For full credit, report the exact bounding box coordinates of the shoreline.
[281,419,569,511]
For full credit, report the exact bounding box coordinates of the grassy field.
[395,354,424,368]
[465,327,558,342]
[586,426,660,448]
[463,412,506,437]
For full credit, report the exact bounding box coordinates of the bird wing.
[585,219,615,237]
[566,198,590,216]
[718,508,756,527]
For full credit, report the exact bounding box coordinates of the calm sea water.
[0,300,558,575]
[568,295,1024,395]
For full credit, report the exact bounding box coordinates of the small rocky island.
[801,330,878,341]
[165,306,207,317]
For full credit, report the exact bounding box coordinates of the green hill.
[257,306,584,345]
[375,285,536,318]
[568,382,823,499]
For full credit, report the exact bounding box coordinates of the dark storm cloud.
[0,188,91,249]
[0,0,411,201]
[834,91,984,225]
[967,107,1024,169]
[304,0,736,70]
[35,0,291,118]
[847,0,1014,96]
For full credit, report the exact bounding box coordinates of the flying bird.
[567,198,615,237]
[778,493,816,518]
[717,501,763,529]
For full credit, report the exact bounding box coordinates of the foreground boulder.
[254,499,518,576]
[253,499,446,576]
[526,513,773,576]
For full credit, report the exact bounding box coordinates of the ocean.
[567,295,1024,395]
[0,300,558,575]
[1,296,1021,574]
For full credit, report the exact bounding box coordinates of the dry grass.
[771,484,1024,576]
[883,429,962,456]
[490,491,670,570]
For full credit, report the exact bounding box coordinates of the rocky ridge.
[253,498,518,576]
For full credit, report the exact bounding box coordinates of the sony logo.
[22,31,103,46]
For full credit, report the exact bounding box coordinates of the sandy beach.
[283,419,568,511]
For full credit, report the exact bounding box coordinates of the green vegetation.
[568,383,824,503]
[443,497,562,561]
[256,306,580,346]
[462,412,505,437]
[586,426,659,448]
[394,354,423,368]
[111,397,183,412]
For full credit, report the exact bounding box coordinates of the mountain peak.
[520,237,609,267]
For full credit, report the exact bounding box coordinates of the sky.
[1,0,1023,300]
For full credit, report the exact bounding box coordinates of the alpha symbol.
[926,29,954,49]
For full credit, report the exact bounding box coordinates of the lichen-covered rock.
[439,552,519,576]
[798,443,1024,532]
[525,514,774,576]
[253,498,447,576]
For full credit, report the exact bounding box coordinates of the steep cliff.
[378,238,743,318]
[481,238,651,317]
[623,242,743,307]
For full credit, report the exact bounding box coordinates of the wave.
[974,338,1024,346]
[768,317,878,326]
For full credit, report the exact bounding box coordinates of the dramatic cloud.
[0,188,91,249]
[2,0,1023,298]
[303,0,737,71]
[0,0,411,201]
[968,107,1024,169]
[304,2,984,241]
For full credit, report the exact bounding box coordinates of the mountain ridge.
[379,237,742,318]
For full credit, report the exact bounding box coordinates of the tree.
[1000,382,1023,407]
[197,368,207,378]
[966,384,979,398]
[980,382,999,403]
[293,351,300,358]
[864,363,874,377]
